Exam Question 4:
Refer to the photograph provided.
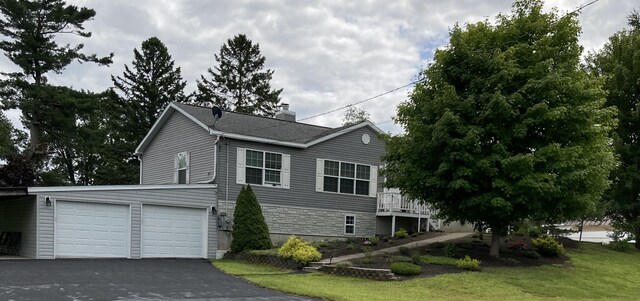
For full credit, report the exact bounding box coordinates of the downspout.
[137,154,143,185]
[225,139,229,214]
[199,134,222,184]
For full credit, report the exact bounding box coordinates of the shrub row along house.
[0,102,440,259]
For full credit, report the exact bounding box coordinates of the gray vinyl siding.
[141,110,215,185]
[0,197,37,258]
[216,126,385,213]
[33,186,217,259]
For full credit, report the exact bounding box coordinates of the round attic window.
[362,133,371,145]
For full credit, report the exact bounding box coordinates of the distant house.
[136,102,438,250]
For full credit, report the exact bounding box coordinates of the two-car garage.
[23,185,217,259]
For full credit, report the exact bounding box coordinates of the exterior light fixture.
[45,196,51,207]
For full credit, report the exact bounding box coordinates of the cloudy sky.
[1,0,636,134]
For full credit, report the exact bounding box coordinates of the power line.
[298,78,423,122]
[568,0,600,16]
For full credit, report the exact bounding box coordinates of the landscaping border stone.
[319,265,397,281]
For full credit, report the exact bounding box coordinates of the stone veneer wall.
[219,202,376,238]
[319,265,397,281]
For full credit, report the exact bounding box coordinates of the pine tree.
[230,185,272,253]
[383,0,616,257]
[195,34,282,116]
[0,0,112,160]
[101,37,188,184]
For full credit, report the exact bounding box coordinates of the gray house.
[0,102,437,260]
[135,102,437,250]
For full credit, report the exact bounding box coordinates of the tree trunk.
[636,228,640,250]
[579,219,584,242]
[490,231,500,257]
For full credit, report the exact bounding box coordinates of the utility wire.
[298,79,423,122]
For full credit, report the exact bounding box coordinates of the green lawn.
[213,243,640,301]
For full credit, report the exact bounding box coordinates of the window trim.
[321,159,372,196]
[244,148,286,188]
[344,214,356,235]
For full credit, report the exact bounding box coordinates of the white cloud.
[1,0,635,135]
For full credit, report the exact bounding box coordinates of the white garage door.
[55,201,129,258]
[142,205,207,258]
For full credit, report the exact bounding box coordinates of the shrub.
[395,228,409,239]
[509,240,529,252]
[445,242,458,258]
[523,250,541,259]
[608,240,632,252]
[390,262,422,275]
[382,236,390,243]
[390,255,412,263]
[398,246,411,256]
[410,251,422,265]
[531,236,564,257]
[608,230,633,252]
[456,255,481,271]
[278,236,322,266]
[230,185,272,253]
[367,236,380,246]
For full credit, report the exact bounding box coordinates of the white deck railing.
[376,192,434,216]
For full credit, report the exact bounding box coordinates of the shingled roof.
[135,102,382,154]
[173,102,334,143]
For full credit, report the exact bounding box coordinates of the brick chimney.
[275,103,296,122]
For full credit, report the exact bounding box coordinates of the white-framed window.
[315,159,377,197]
[236,148,290,188]
[345,215,356,235]
[174,151,189,184]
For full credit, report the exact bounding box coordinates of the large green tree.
[103,37,188,184]
[588,11,640,249]
[195,34,282,116]
[0,0,112,161]
[383,0,616,257]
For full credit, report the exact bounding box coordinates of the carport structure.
[0,185,218,259]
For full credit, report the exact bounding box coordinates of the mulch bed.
[316,231,446,260]
[320,234,580,279]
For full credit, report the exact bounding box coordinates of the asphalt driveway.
[0,259,315,301]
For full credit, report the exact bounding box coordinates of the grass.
[420,255,459,266]
[213,243,640,301]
